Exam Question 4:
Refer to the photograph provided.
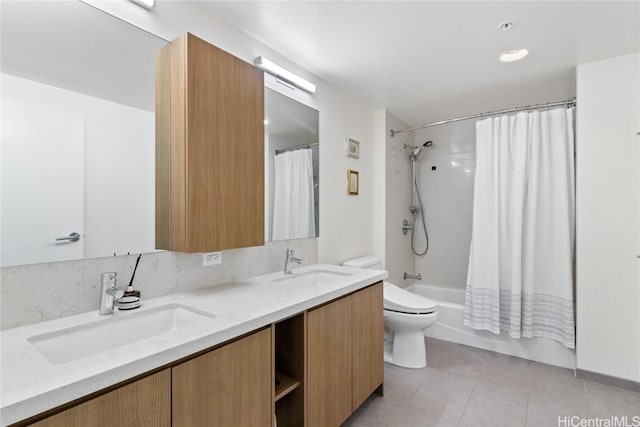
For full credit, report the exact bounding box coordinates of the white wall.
[318,94,379,264]
[384,112,414,286]
[373,109,387,269]
[413,121,476,289]
[576,52,640,382]
[1,1,382,328]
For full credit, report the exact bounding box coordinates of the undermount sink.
[272,269,353,283]
[28,304,217,365]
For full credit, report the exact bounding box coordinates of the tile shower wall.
[1,239,317,329]
[413,120,475,289]
[384,112,414,287]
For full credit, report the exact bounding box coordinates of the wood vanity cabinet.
[171,328,272,427]
[307,296,353,427]
[307,282,384,427]
[351,282,384,410]
[20,283,382,427]
[156,32,264,253]
[28,370,170,427]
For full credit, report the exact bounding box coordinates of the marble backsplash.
[0,239,317,330]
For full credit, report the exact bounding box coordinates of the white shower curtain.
[464,107,575,349]
[272,148,316,240]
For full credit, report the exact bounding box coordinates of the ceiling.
[200,1,639,126]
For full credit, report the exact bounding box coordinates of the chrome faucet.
[284,249,302,274]
[99,272,124,315]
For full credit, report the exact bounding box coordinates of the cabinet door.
[352,282,384,409]
[307,297,352,427]
[172,328,272,427]
[30,370,170,427]
[156,33,264,253]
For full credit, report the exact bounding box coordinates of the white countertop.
[0,264,386,426]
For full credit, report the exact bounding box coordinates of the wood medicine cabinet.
[156,33,264,253]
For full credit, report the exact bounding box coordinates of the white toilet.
[343,257,437,369]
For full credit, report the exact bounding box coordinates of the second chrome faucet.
[284,249,302,274]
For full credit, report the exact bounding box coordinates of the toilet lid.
[383,282,437,314]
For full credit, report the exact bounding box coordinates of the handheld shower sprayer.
[411,140,433,160]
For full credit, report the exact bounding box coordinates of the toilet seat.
[383,282,437,315]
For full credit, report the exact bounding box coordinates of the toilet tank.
[342,256,382,270]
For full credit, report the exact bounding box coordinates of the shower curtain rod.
[390,98,576,137]
[275,142,319,155]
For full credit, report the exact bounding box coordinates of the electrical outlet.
[202,251,222,266]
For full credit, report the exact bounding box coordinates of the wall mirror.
[0,1,168,267]
[264,88,319,242]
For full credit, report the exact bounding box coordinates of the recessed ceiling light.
[500,49,528,63]
[264,119,270,125]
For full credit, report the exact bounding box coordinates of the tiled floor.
[343,337,640,427]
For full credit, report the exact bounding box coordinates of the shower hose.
[411,176,429,256]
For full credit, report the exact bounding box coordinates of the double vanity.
[1,264,386,426]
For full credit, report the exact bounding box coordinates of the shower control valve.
[402,219,414,235]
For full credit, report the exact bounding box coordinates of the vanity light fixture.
[129,0,155,10]
[254,56,316,94]
[500,48,528,62]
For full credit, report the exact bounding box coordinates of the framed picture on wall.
[346,138,360,159]
[347,170,359,195]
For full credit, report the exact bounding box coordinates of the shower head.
[411,141,433,160]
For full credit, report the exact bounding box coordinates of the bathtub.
[407,283,576,369]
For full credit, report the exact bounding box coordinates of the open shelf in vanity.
[274,372,300,402]
[273,312,306,427]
